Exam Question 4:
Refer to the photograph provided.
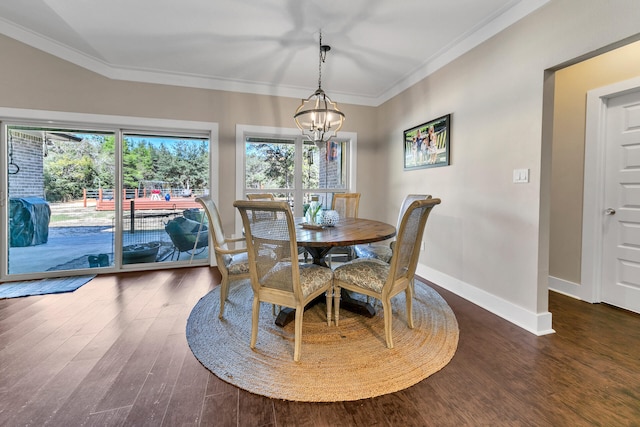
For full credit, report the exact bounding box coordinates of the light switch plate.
[513,168,529,183]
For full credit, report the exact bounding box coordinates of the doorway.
[547,40,640,315]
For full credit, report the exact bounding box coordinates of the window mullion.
[293,137,304,216]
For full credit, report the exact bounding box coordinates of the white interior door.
[602,89,640,314]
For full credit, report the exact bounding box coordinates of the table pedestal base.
[274,289,375,327]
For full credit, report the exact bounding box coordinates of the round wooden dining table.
[274,217,396,326]
[295,217,396,266]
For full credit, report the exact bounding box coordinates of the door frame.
[581,76,640,303]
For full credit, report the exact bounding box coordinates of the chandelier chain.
[318,31,323,90]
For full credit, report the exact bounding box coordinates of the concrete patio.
[7,200,210,275]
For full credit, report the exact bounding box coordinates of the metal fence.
[120,207,209,262]
[121,211,182,246]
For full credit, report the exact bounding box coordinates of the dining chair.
[331,193,360,218]
[333,198,441,348]
[247,192,308,264]
[246,193,275,201]
[354,194,432,263]
[234,199,334,361]
[195,196,250,319]
[245,193,277,225]
[327,193,361,266]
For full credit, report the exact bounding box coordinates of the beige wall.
[2,0,640,331]
[378,0,640,322]
[0,34,381,234]
[550,40,640,284]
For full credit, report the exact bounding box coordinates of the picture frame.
[403,114,451,170]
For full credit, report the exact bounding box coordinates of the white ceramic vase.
[321,210,340,227]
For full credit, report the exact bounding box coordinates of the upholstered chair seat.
[224,252,250,275]
[353,245,394,263]
[333,258,389,293]
[262,262,334,296]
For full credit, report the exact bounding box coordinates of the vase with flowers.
[306,201,323,225]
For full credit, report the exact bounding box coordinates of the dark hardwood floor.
[1,267,639,426]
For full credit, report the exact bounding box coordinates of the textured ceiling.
[0,0,548,106]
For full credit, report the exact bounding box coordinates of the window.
[236,125,357,234]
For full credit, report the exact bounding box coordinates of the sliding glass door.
[120,133,210,265]
[2,122,212,280]
[6,126,116,275]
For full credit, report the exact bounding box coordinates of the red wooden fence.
[86,188,201,211]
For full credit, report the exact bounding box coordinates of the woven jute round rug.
[186,279,459,402]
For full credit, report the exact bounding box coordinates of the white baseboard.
[548,275,590,301]
[417,264,555,336]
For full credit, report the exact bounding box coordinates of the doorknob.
[605,208,616,215]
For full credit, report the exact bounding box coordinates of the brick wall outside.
[319,141,345,191]
[8,131,45,199]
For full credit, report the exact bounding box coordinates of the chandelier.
[294,31,345,149]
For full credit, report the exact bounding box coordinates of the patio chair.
[164,216,209,261]
[334,198,441,348]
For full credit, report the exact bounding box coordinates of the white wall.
[377,0,640,334]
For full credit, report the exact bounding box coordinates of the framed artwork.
[403,114,451,170]
[326,140,339,161]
